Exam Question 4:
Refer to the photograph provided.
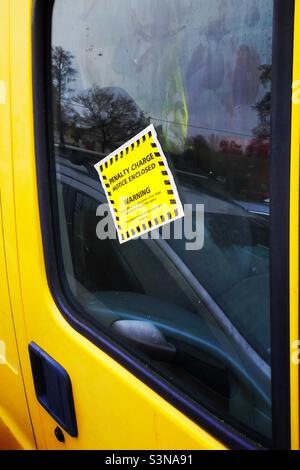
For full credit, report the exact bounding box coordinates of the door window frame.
[32,0,294,449]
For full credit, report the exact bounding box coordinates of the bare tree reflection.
[51,46,271,204]
[179,63,271,204]
[52,46,77,145]
[252,65,271,143]
[73,86,149,154]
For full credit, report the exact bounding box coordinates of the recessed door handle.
[29,342,78,437]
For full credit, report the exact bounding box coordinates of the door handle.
[29,343,77,437]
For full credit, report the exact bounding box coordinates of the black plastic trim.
[29,342,78,437]
[31,0,294,450]
[269,0,294,450]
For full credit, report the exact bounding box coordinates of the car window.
[51,0,274,444]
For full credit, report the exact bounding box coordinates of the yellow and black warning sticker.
[94,124,184,244]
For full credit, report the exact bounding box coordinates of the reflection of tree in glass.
[73,86,149,154]
[251,64,271,143]
[52,46,77,145]
[245,64,271,162]
[176,63,271,203]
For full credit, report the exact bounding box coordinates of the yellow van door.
[8,0,224,450]
[6,0,299,450]
[0,0,35,450]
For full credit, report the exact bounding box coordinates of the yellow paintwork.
[0,0,35,450]
[0,0,299,450]
[290,0,300,452]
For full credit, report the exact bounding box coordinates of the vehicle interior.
[56,156,271,442]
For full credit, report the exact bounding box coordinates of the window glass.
[52,0,273,443]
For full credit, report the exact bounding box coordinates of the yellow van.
[0,0,299,450]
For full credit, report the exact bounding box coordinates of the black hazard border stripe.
[157,153,174,206]
[100,129,154,169]
[163,178,177,207]
[99,128,179,242]
[149,138,162,158]
[121,170,180,240]
[96,170,121,225]
[127,206,180,240]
